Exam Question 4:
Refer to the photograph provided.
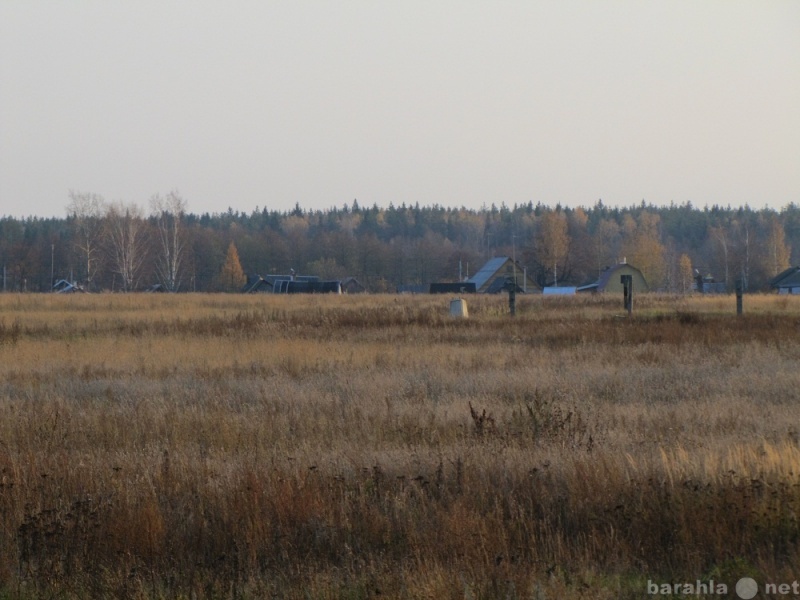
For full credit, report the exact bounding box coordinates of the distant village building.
[694,270,727,294]
[395,257,534,295]
[341,277,366,294]
[242,274,341,294]
[429,282,477,294]
[242,275,277,293]
[577,263,649,293]
[52,280,85,294]
[542,287,577,296]
[467,257,538,294]
[770,267,800,294]
[395,281,486,294]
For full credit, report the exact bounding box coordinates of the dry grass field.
[1,292,800,599]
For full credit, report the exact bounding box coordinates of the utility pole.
[51,243,55,290]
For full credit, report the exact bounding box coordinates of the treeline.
[1,195,799,293]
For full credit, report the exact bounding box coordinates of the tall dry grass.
[1,292,799,598]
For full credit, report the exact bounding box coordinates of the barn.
[577,263,649,293]
[242,274,342,294]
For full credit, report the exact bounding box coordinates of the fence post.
[621,275,633,316]
[736,279,743,315]
[506,276,517,316]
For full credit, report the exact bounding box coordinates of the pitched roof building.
[577,263,649,293]
[467,257,538,294]
[52,279,85,294]
[770,267,800,294]
[341,277,366,294]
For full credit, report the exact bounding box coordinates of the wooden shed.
[341,277,367,294]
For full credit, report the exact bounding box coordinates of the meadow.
[1,292,799,599]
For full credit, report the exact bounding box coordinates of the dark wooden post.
[621,274,633,316]
[736,279,743,315]
[622,276,628,312]
[506,276,517,316]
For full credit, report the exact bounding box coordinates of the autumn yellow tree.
[708,225,731,288]
[566,208,594,284]
[216,242,246,292]
[591,218,621,277]
[678,254,694,294]
[621,211,666,289]
[535,211,570,286]
[764,216,791,279]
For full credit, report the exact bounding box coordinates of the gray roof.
[468,256,511,290]
[53,279,85,293]
[242,276,272,293]
[771,267,800,288]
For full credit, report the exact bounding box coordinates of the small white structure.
[449,298,469,318]
[542,287,577,296]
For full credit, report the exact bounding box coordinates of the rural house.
[694,270,727,294]
[341,277,366,294]
[770,267,800,294]
[467,256,538,294]
[577,262,649,294]
[52,280,85,294]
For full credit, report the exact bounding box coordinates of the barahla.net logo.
[648,576,800,598]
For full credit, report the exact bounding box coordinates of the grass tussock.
[1,292,800,598]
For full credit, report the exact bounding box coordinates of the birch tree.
[66,191,106,289]
[151,191,187,291]
[105,202,148,292]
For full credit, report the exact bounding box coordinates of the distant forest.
[2,193,800,293]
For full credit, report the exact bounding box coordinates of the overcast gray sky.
[1,1,798,218]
